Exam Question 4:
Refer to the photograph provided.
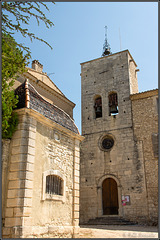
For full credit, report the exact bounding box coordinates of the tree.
[2,2,54,138]
[2,33,28,139]
[2,1,54,57]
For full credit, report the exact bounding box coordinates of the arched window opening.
[94,97,102,118]
[109,92,118,116]
[46,175,63,195]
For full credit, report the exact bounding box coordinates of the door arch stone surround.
[97,174,122,217]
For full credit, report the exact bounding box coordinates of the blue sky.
[13,2,158,133]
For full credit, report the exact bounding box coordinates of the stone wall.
[2,139,11,228]
[131,90,158,225]
[2,108,82,238]
[80,50,150,225]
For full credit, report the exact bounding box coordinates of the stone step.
[85,217,137,226]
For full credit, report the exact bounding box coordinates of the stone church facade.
[80,50,158,225]
[2,61,84,238]
[2,50,158,238]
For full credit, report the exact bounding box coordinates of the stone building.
[80,50,158,225]
[2,49,158,238]
[2,60,83,238]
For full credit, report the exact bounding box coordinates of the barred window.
[46,175,63,195]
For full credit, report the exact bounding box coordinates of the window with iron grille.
[108,92,118,116]
[94,96,102,118]
[46,175,63,195]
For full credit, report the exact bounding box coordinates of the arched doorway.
[102,178,119,215]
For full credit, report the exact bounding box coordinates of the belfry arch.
[97,174,122,217]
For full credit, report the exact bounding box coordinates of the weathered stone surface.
[80,50,158,225]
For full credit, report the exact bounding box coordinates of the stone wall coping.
[13,108,84,141]
[80,49,137,67]
[130,89,158,100]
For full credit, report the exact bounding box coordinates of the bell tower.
[80,48,148,224]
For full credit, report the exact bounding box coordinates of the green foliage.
[2,2,54,138]
[2,33,28,139]
[2,1,54,57]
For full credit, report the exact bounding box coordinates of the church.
[80,49,158,226]
[2,47,158,238]
[2,60,84,238]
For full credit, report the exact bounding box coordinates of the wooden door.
[102,178,118,215]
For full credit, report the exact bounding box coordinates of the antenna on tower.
[102,26,112,57]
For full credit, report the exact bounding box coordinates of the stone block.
[8,180,20,189]
[8,179,33,189]
[74,163,80,171]
[22,217,32,226]
[29,117,37,126]
[13,207,23,217]
[23,207,32,216]
[10,162,20,172]
[11,146,21,155]
[25,180,34,189]
[74,169,80,177]
[73,219,79,227]
[74,156,80,164]
[73,190,80,197]
[28,138,36,147]
[74,197,79,205]
[26,154,35,164]
[12,138,21,147]
[5,217,21,227]
[2,227,11,236]
[74,183,79,190]
[29,125,36,133]
[12,130,22,139]
[8,189,22,198]
[28,130,36,140]
[74,211,79,219]
[75,151,80,158]
[74,176,80,183]
[28,146,35,156]
[74,204,79,211]
[10,154,22,163]
[23,198,32,207]
[5,208,14,217]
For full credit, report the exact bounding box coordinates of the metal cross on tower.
[102,26,112,57]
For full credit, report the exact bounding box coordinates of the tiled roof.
[14,82,79,134]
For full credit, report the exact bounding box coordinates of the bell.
[96,106,102,113]
[103,48,111,56]
[110,105,118,114]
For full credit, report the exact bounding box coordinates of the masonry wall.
[131,91,158,225]
[80,51,149,224]
[2,139,11,228]
[2,109,81,238]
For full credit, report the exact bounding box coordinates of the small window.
[99,135,114,151]
[94,97,102,118]
[109,92,118,116]
[42,170,65,202]
[46,175,63,195]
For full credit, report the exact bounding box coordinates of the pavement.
[76,225,158,238]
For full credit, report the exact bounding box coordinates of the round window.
[100,135,114,151]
